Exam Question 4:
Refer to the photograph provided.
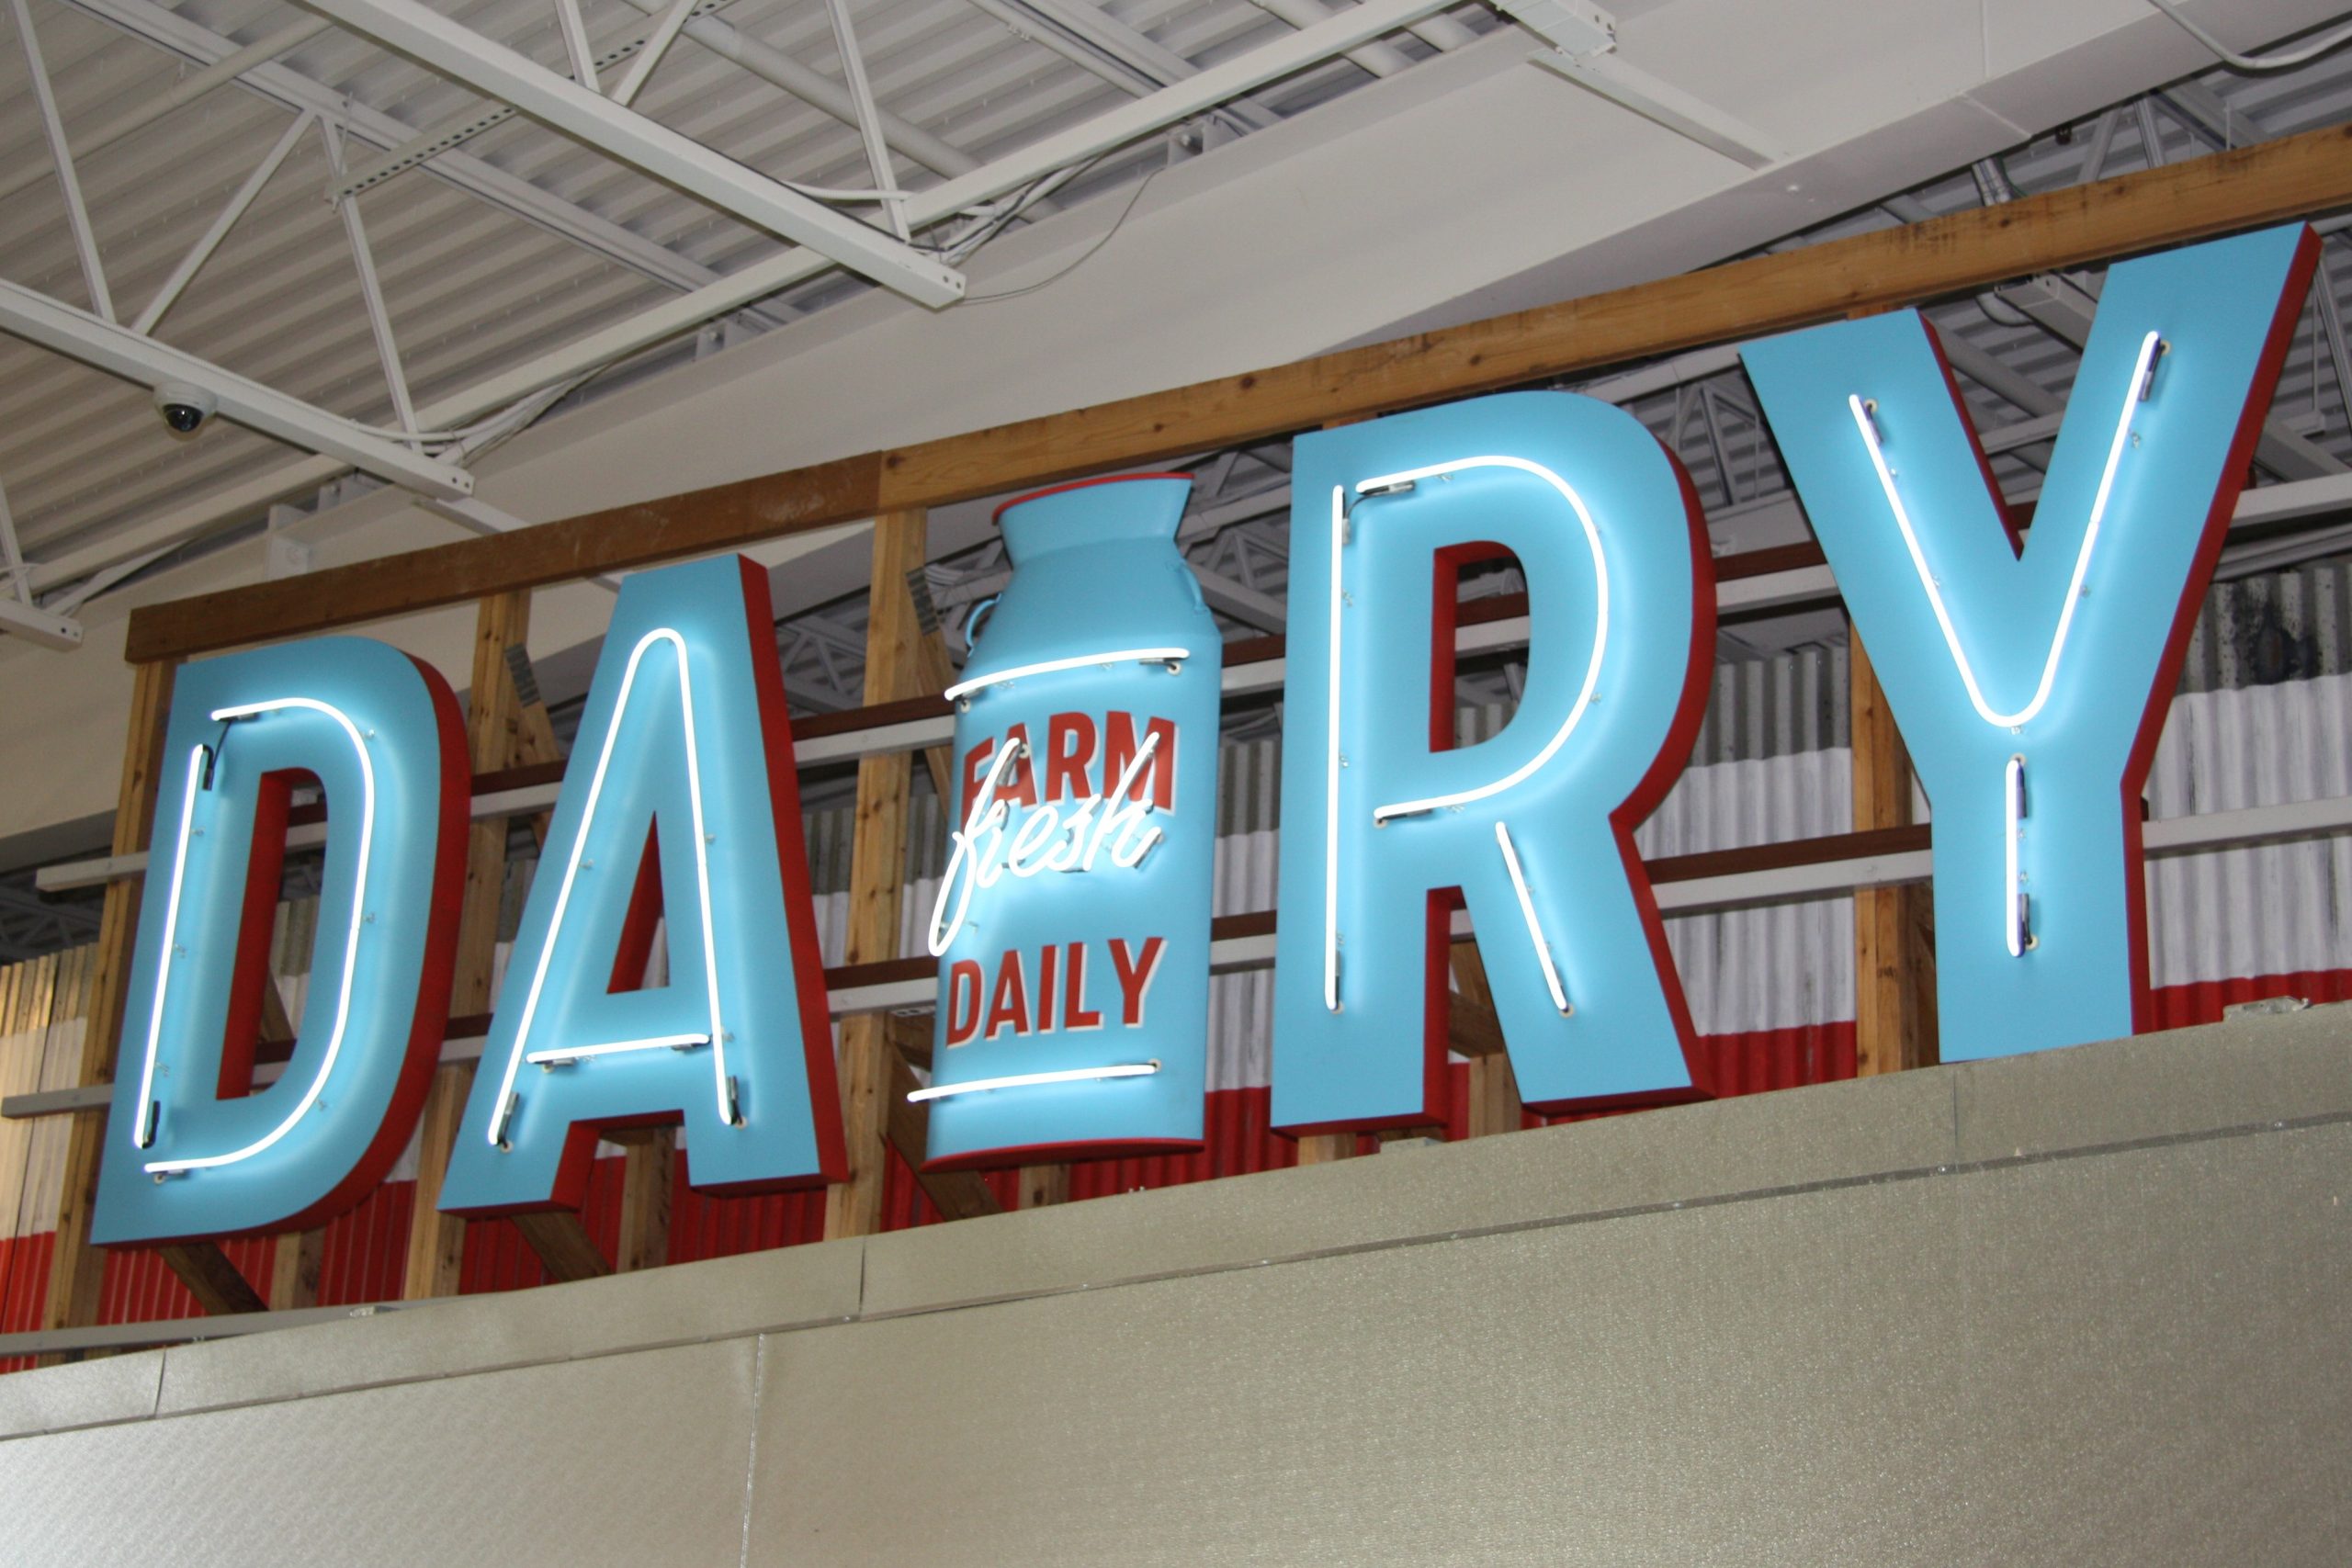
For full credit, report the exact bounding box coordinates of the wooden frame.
[32,125,2352,1337]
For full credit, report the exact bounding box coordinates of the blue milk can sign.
[920,476,1223,1168]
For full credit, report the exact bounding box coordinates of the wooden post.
[1850,631,1938,1075]
[824,510,932,1241]
[404,592,532,1299]
[613,1128,673,1274]
[258,981,322,1310]
[1452,943,1521,1138]
[1016,1166,1069,1210]
[268,1228,323,1312]
[42,660,198,1345]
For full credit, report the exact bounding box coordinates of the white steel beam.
[411,0,1463,425]
[0,16,332,209]
[293,0,966,307]
[322,122,422,439]
[12,0,116,322]
[0,279,472,498]
[606,0,995,187]
[556,0,599,89]
[609,0,699,105]
[132,110,316,337]
[329,0,741,198]
[62,0,746,300]
[821,0,911,239]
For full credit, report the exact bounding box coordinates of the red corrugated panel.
[17,986,2345,1351]
[0,1233,51,1372]
[2147,969,2352,1029]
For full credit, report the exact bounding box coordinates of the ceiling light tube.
[147,699,377,1174]
[944,648,1190,705]
[130,744,208,1150]
[907,1061,1160,1103]
[526,1032,710,1066]
[1324,485,1345,1013]
[1354,457,1610,824]
[1849,329,2161,731]
[1496,820,1572,1015]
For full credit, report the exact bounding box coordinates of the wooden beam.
[124,125,2352,663]
[884,1048,1004,1224]
[1446,941,1507,1059]
[41,659,176,1353]
[616,1128,673,1273]
[824,509,930,1241]
[156,1242,266,1314]
[404,592,533,1300]
[1294,1134,1357,1166]
[1850,632,1938,1076]
[512,1211,612,1283]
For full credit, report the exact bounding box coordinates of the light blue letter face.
[443,557,843,1214]
[1744,226,2317,1061]
[1272,391,1716,1133]
[95,638,468,1245]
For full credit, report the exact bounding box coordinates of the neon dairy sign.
[91,226,2315,1246]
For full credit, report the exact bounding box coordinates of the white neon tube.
[1353,457,1610,824]
[488,629,729,1146]
[1849,330,2161,730]
[943,648,1190,704]
[130,744,209,1150]
[1324,485,1344,1013]
[907,1060,1159,1102]
[1495,821,1571,1015]
[526,1032,709,1066]
[146,699,377,1174]
[2004,754,2026,959]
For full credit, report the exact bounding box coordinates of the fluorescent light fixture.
[1352,457,1610,824]
[1325,485,1344,1013]
[525,1032,709,1066]
[1495,820,1572,1015]
[1849,330,2161,730]
[944,648,1190,704]
[907,1060,1160,1103]
[146,699,377,1174]
[131,744,208,1150]
[488,628,729,1147]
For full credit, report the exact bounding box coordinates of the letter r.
[1272,391,1717,1133]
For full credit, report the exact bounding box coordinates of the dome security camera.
[153,381,218,439]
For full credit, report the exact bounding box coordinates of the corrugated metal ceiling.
[0,0,1492,563]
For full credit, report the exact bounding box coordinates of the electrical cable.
[961,162,1165,304]
[2147,0,2352,72]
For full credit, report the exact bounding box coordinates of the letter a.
[442,557,843,1213]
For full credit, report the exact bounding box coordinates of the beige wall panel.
[753,1127,2352,1568]
[0,1339,762,1567]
